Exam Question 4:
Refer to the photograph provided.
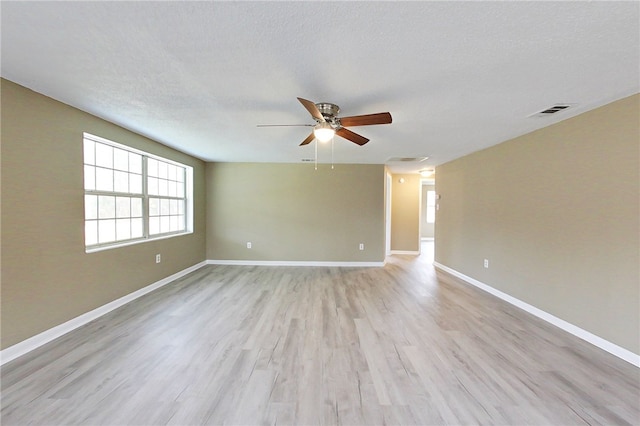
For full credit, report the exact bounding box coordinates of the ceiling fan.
[258,97,392,146]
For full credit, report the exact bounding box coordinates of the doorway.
[421,180,436,240]
[385,172,392,256]
[420,238,435,263]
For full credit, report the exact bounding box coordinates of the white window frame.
[83,132,193,253]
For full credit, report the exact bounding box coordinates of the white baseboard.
[207,259,385,267]
[433,262,640,368]
[389,250,420,255]
[0,261,207,366]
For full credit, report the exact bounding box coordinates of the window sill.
[85,231,193,253]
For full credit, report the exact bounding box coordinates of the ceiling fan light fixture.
[313,122,335,143]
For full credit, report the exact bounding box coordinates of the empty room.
[1,2,638,425]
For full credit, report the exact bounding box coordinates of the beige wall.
[206,162,386,262]
[390,174,421,252]
[1,79,207,349]
[435,94,640,354]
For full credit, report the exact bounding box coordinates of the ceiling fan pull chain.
[331,137,334,169]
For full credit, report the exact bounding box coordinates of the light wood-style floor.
[2,243,639,425]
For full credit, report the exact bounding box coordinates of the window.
[425,190,436,224]
[83,133,192,251]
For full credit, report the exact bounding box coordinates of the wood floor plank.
[2,242,639,425]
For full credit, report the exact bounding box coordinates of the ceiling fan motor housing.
[315,103,341,127]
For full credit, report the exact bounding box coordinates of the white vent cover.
[386,156,429,162]
[529,104,575,118]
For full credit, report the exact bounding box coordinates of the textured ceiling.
[2,1,638,173]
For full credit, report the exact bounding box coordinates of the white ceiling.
[2,1,638,173]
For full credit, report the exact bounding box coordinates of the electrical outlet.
[247,242,252,249]
[359,243,364,251]
[483,259,489,268]
[156,254,161,264]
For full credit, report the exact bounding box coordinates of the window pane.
[131,198,143,217]
[426,190,436,224]
[426,207,435,224]
[95,143,113,168]
[148,177,158,195]
[158,179,168,196]
[147,158,158,177]
[178,200,184,215]
[160,216,170,233]
[149,198,159,216]
[84,140,95,165]
[85,195,98,220]
[114,171,129,193]
[168,180,177,197]
[158,161,168,179]
[176,167,184,183]
[130,173,142,194]
[427,190,436,206]
[116,218,131,240]
[116,197,131,218]
[170,199,178,215]
[98,219,116,243]
[98,196,116,219]
[170,215,179,232]
[84,165,96,190]
[85,220,98,245]
[113,148,129,171]
[177,182,184,198]
[149,216,160,235]
[95,167,114,191]
[160,199,170,215]
[131,218,143,238]
[129,153,142,174]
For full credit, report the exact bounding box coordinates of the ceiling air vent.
[529,104,575,118]
[387,157,429,163]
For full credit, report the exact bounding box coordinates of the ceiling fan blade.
[339,112,392,127]
[299,132,315,146]
[297,97,325,122]
[257,124,314,127]
[336,128,369,146]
